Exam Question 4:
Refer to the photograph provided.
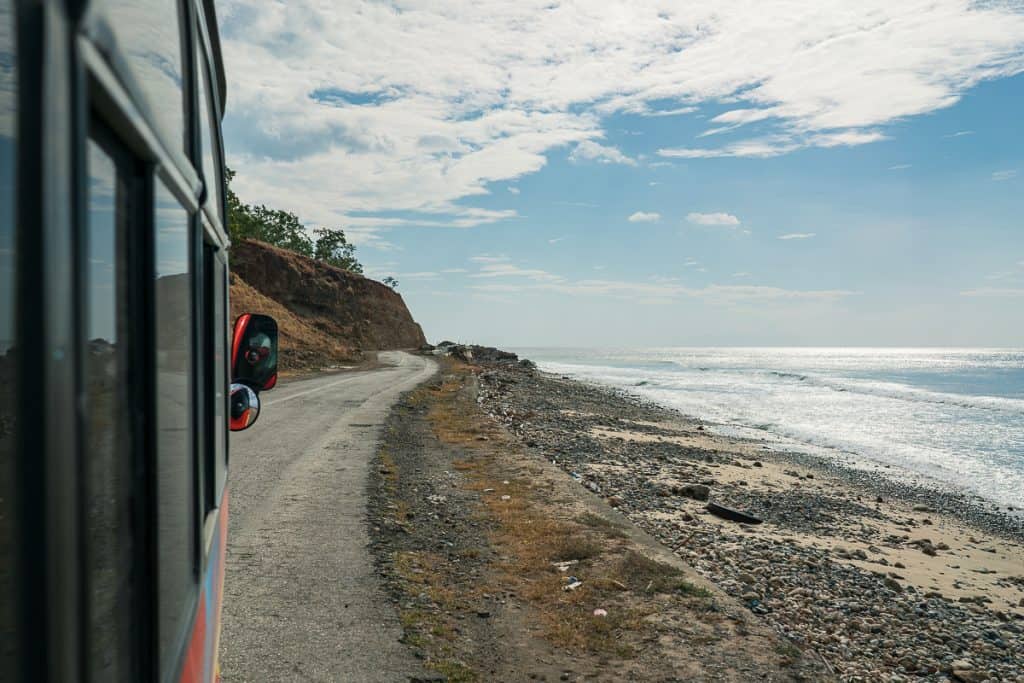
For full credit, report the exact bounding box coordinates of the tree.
[314,227,363,274]
[226,168,363,274]
[382,276,399,290]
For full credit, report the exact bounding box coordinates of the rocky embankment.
[472,358,1024,683]
[229,239,426,371]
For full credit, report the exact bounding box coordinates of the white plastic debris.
[500,495,511,501]
[551,560,579,572]
[593,608,608,617]
[563,581,583,592]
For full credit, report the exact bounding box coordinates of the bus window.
[86,0,187,163]
[0,0,17,676]
[83,137,133,681]
[154,179,196,676]
[204,243,228,512]
[195,42,222,223]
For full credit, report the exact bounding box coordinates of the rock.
[912,504,935,513]
[677,484,710,501]
[608,495,623,508]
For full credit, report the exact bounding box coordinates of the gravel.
[475,362,1024,683]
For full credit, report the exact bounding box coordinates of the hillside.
[229,239,426,372]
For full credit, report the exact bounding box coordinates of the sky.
[218,1,1024,347]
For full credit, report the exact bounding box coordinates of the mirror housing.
[229,383,261,431]
[231,313,279,392]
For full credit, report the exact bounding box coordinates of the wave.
[764,371,1024,415]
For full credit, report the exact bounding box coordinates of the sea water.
[516,348,1024,508]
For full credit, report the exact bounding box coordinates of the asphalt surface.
[219,351,437,682]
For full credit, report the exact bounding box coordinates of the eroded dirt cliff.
[229,239,426,371]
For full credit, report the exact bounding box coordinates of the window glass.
[154,180,195,673]
[0,0,16,676]
[196,46,221,223]
[84,139,132,681]
[204,245,227,510]
[89,0,185,162]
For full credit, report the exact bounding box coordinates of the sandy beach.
[476,359,1024,682]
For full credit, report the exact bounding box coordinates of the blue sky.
[219,1,1024,346]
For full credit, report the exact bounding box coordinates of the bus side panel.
[179,490,229,683]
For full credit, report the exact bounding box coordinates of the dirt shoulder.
[367,360,830,682]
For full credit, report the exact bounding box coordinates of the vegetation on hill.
[226,169,363,274]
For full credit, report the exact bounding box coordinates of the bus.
[1,1,277,681]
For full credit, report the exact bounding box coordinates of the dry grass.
[614,551,712,598]
[420,367,708,658]
[393,550,479,681]
[229,274,359,371]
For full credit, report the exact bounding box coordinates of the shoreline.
[539,365,1024,543]
[476,359,1024,681]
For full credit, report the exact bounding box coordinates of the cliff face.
[229,239,426,371]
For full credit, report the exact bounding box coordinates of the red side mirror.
[231,313,279,392]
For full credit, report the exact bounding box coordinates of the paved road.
[219,351,437,682]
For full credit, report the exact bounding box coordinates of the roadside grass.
[394,550,479,682]
[614,550,713,598]
[577,511,630,539]
[421,363,718,659]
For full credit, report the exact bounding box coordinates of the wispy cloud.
[221,1,1024,234]
[628,211,661,223]
[992,170,1018,181]
[732,272,752,278]
[961,287,1024,297]
[400,271,441,280]
[687,212,740,226]
[888,164,912,170]
[568,140,637,166]
[944,130,975,138]
[548,236,567,244]
[507,186,520,195]
[777,232,816,240]
[470,254,511,264]
[660,130,888,159]
[471,263,565,283]
[441,268,468,274]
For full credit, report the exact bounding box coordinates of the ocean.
[515,348,1024,508]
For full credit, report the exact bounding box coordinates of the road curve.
[219,351,437,682]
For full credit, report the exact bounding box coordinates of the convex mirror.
[229,382,260,431]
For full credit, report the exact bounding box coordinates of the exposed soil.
[367,360,831,682]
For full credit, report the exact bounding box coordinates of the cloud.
[441,268,468,273]
[471,262,565,282]
[687,212,740,226]
[961,287,1024,297]
[992,170,1018,181]
[732,272,751,278]
[568,140,636,166]
[945,130,975,138]
[400,271,441,280]
[470,254,511,264]
[888,164,912,170]
[220,1,1024,232]
[777,232,816,240]
[507,186,520,194]
[548,236,567,244]
[466,258,856,302]
[659,130,888,159]
[628,211,661,223]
